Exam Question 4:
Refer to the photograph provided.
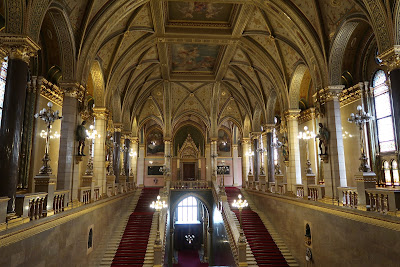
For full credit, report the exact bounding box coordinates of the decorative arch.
[266,91,278,124]
[243,115,251,139]
[170,192,212,220]
[173,124,205,157]
[5,0,24,34]
[89,60,105,107]
[289,64,308,109]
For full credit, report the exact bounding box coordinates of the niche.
[305,223,311,246]
[87,225,94,254]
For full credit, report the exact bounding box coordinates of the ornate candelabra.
[150,195,168,245]
[232,194,248,243]
[298,126,316,175]
[245,151,254,175]
[217,161,228,192]
[85,125,100,175]
[185,234,195,244]
[34,102,62,175]
[256,147,267,175]
[348,105,373,172]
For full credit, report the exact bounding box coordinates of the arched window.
[177,196,199,224]
[0,57,8,127]
[383,161,391,185]
[392,160,399,186]
[373,70,396,152]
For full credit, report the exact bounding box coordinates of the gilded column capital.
[114,123,123,132]
[242,137,251,144]
[378,46,400,71]
[263,124,275,133]
[129,136,139,143]
[284,109,301,121]
[93,107,109,120]
[251,132,262,140]
[0,34,40,63]
[59,81,85,100]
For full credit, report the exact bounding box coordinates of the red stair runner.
[173,249,208,267]
[225,187,289,266]
[111,187,161,266]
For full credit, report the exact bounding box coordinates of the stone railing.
[79,187,91,204]
[307,185,325,201]
[365,188,400,213]
[16,193,48,221]
[338,187,358,209]
[295,184,305,198]
[94,186,100,201]
[53,190,69,214]
[171,180,211,190]
[0,197,10,226]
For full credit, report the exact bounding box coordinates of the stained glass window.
[373,70,396,152]
[177,196,199,224]
[0,58,8,127]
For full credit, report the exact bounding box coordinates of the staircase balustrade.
[53,190,68,213]
[79,187,91,204]
[171,180,211,190]
[338,187,358,208]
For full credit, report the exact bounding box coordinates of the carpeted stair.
[111,187,161,266]
[225,187,289,266]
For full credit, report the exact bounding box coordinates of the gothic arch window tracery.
[372,70,396,153]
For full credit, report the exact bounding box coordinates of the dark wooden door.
[183,163,195,181]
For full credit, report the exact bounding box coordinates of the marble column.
[137,144,145,187]
[241,138,250,184]
[113,123,123,184]
[130,138,138,184]
[164,139,172,172]
[321,86,347,199]
[57,82,84,205]
[251,134,260,181]
[124,136,130,182]
[205,143,211,181]
[0,38,39,212]
[211,139,218,180]
[232,144,240,186]
[264,124,275,183]
[285,109,302,192]
[93,108,108,196]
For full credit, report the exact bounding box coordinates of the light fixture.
[297,126,316,175]
[232,194,248,243]
[150,195,168,245]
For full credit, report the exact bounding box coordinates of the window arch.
[373,70,396,153]
[176,196,199,224]
[0,57,8,127]
[383,160,391,186]
[392,160,399,186]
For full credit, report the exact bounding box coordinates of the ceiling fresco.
[167,1,235,26]
[170,44,221,73]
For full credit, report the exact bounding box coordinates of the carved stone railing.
[338,187,358,209]
[307,185,325,201]
[79,187,91,204]
[16,193,48,220]
[365,188,400,213]
[171,180,211,190]
[53,190,69,214]
[295,184,305,198]
[94,186,100,201]
[0,197,10,225]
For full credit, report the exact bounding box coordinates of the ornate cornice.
[339,83,362,107]
[40,79,63,106]
[263,124,275,133]
[114,123,123,132]
[284,109,301,121]
[93,107,109,120]
[378,46,400,71]
[59,81,85,101]
[0,34,40,63]
[298,108,315,124]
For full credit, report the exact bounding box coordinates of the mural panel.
[217,129,231,157]
[146,128,164,156]
[170,44,220,73]
[168,2,234,22]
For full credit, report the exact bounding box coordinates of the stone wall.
[0,192,135,267]
[247,191,400,267]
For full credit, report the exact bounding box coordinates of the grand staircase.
[110,187,161,266]
[225,187,290,266]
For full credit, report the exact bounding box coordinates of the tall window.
[0,58,8,127]
[373,70,396,152]
[177,196,199,224]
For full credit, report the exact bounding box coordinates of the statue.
[316,123,329,155]
[282,136,289,161]
[76,120,87,156]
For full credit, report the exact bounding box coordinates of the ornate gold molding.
[40,79,63,106]
[263,124,275,133]
[0,34,40,63]
[298,108,315,124]
[59,81,85,101]
[378,46,400,71]
[339,83,362,107]
[114,123,123,133]
[284,109,301,121]
[93,107,109,120]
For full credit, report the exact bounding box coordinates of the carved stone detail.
[178,134,200,159]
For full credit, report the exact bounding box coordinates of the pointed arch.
[289,64,308,109]
[89,60,105,107]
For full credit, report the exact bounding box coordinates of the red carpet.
[173,249,208,267]
[111,187,161,266]
[226,187,289,266]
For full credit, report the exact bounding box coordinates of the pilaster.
[93,107,108,196]
[285,109,302,193]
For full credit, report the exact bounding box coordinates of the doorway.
[183,163,195,181]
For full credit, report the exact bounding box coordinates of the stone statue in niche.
[281,136,289,161]
[76,120,87,156]
[316,123,329,155]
